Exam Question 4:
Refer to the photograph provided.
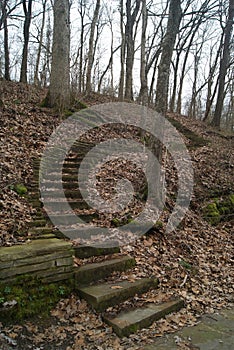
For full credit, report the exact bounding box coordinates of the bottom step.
[77,277,158,312]
[103,299,184,337]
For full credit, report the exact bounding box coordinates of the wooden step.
[74,241,120,258]
[75,255,135,286]
[77,277,158,312]
[103,299,184,337]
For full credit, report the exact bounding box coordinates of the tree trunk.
[34,0,46,86]
[78,0,86,93]
[138,0,148,105]
[3,4,10,81]
[47,0,70,110]
[118,0,126,101]
[20,0,33,83]
[155,0,182,114]
[124,0,141,100]
[86,0,100,94]
[212,0,234,128]
[203,40,223,122]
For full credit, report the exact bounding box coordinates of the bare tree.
[20,0,33,83]
[46,0,70,110]
[138,0,148,105]
[212,0,234,127]
[34,0,47,86]
[2,0,10,80]
[86,0,101,94]
[118,0,126,100]
[155,0,182,114]
[124,0,141,100]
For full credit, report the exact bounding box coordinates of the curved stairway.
[28,141,184,337]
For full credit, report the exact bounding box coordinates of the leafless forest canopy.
[0,0,233,129]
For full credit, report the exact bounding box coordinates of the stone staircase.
[28,141,184,337]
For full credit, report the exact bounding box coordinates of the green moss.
[154,221,163,230]
[111,218,122,227]
[0,275,73,324]
[73,100,87,110]
[64,109,74,117]
[229,194,234,205]
[203,194,234,225]
[13,184,27,196]
[203,202,221,225]
[166,117,209,149]
[179,260,192,270]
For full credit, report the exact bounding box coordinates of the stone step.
[59,226,105,240]
[63,161,81,168]
[48,213,97,225]
[30,199,42,208]
[75,255,135,286]
[103,299,184,337]
[44,199,90,210]
[29,233,56,240]
[77,277,159,312]
[28,227,55,236]
[29,219,47,227]
[39,181,77,190]
[41,189,82,198]
[41,172,90,182]
[74,242,120,258]
[29,226,104,240]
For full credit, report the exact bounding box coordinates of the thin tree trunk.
[20,0,33,83]
[118,0,125,101]
[86,0,100,94]
[212,0,234,127]
[155,0,182,114]
[203,40,223,121]
[124,0,141,100]
[98,45,121,93]
[34,0,46,86]
[47,0,70,110]
[138,0,148,105]
[4,11,10,81]
[78,0,85,93]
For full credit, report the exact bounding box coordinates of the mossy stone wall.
[0,238,74,284]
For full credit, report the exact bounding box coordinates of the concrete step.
[74,242,120,258]
[75,255,135,286]
[103,299,184,337]
[77,277,159,312]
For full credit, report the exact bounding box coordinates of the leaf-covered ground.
[0,81,233,349]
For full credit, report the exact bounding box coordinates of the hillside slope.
[0,81,233,349]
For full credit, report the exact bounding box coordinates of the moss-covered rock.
[203,194,234,225]
[0,275,73,324]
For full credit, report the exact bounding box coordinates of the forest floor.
[0,81,233,349]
